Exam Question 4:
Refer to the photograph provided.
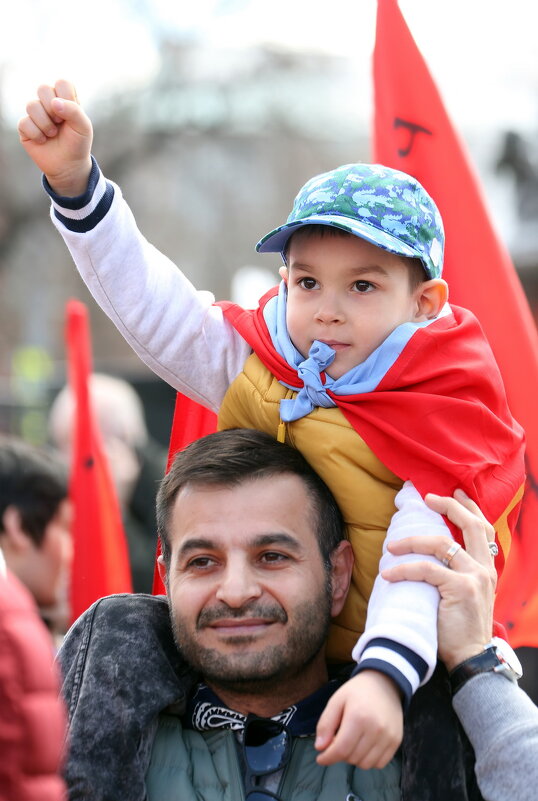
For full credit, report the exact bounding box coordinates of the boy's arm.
[19,82,251,411]
[315,483,448,768]
[44,164,251,410]
[315,669,403,769]
[352,481,450,705]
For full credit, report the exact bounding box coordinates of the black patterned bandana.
[184,679,343,737]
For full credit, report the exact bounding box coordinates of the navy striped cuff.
[366,638,429,681]
[352,637,430,710]
[42,154,99,208]
[352,658,412,709]
[42,155,115,233]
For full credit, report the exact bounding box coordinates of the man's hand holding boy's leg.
[314,669,403,769]
[18,80,93,197]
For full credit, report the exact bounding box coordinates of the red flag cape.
[152,392,217,595]
[65,300,132,622]
[374,0,538,647]
[220,290,525,576]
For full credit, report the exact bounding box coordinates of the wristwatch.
[449,637,523,695]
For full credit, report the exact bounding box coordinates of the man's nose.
[215,560,262,608]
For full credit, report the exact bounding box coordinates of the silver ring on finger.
[442,542,462,568]
[488,541,499,558]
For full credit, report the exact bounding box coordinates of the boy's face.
[282,232,431,379]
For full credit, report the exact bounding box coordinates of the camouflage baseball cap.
[256,163,444,279]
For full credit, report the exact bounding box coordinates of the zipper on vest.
[277,390,294,443]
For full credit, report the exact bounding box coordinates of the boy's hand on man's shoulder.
[314,670,403,770]
[18,79,93,197]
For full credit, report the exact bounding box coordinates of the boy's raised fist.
[18,80,93,197]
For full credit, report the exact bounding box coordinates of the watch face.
[490,637,523,680]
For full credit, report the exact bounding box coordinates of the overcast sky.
[2,0,537,136]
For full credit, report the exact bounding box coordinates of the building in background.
[0,37,537,442]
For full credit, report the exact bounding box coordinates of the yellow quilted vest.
[218,353,404,662]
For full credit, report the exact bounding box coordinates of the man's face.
[283,232,422,379]
[23,498,73,608]
[162,475,342,698]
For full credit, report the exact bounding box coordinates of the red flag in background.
[65,301,132,622]
[152,393,217,595]
[374,0,538,647]
[166,392,218,473]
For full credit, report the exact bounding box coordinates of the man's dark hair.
[157,428,345,570]
[0,435,68,547]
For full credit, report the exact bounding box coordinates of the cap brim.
[256,214,422,263]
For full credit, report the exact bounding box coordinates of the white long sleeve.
[352,481,453,702]
[46,160,250,412]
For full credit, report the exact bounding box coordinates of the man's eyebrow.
[176,533,303,558]
[177,538,217,559]
[252,533,303,551]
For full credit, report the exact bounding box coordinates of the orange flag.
[65,300,132,622]
[373,0,538,647]
[152,393,217,595]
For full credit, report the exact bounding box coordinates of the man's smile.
[206,618,278,637]
[197,603,287,635]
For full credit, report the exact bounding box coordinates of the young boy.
[19,82,525,768]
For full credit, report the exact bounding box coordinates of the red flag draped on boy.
[65,300,132,622]
[373,0,538,646]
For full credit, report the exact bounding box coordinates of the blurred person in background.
[48,373,167,593]
[0,433,72,635]
[0,546,68,801]
[0,550,66,801]
[0,436,70,800]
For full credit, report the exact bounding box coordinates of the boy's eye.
[353,280,375,293]
[298,277,319,290]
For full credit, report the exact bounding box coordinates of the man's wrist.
[442,644,486,673]
[449,638,523,695]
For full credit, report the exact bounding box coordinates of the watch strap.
[449,646,500,695]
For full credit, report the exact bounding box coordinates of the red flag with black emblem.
[373,0,538,646]
[65,300,132,622]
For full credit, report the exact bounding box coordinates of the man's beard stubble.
[170,579,333,695]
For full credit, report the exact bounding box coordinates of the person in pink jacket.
[0,435,72,801]
[0,554,67,801]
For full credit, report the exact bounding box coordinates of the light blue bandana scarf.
[263,281,449,422]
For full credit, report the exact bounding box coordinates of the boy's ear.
[414,278,449,320]
[278,265,289,283]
